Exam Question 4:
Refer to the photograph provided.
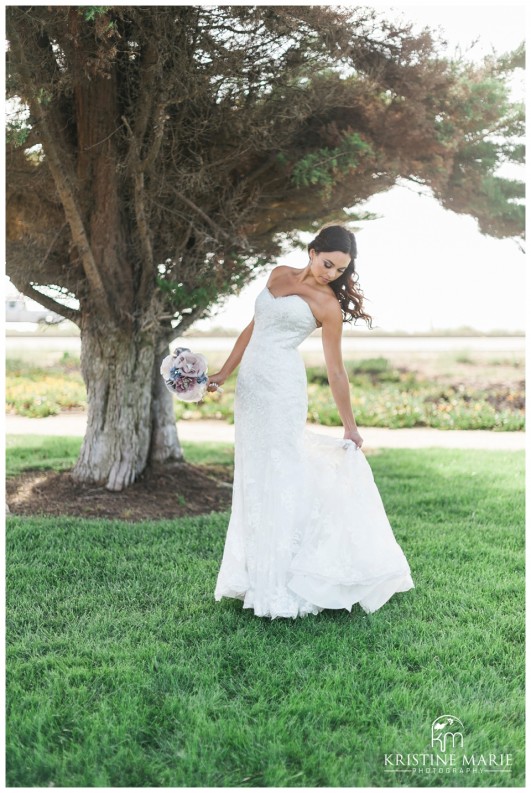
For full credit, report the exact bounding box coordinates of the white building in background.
[5,295,63,324]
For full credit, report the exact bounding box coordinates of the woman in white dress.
[207,224,414,619]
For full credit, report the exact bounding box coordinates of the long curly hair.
[307,224,373,328]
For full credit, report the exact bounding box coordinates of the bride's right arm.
[206,318,254,388]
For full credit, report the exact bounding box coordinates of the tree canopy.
[7,5,524,331]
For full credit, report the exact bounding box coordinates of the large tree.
[6,5,524,490]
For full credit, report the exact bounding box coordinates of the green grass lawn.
[5,434,234,476]
[5,438,525,786]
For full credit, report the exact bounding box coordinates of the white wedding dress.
[214,285,415,619]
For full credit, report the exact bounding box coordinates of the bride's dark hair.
[308,224,373,327]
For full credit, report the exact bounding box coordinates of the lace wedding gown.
[214,285,415,619]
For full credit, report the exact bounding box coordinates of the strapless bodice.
[245,286,318,352]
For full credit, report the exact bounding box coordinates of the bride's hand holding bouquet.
[205,370,227,394]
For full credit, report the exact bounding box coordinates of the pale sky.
[5,3,526,333]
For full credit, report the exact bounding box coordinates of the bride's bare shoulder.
[267,265,289,285]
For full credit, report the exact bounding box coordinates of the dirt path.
[5,413,526,449]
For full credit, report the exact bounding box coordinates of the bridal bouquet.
[160,346,223,402]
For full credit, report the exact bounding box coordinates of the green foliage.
[435,62,525,238]
[6,353,525,430]
[6,358,86,418]
[495,42,525,72]
[156,252,272,312]
[35,87,52,106]
[6,120,30,147]
[350,357,401,380]
[306,376,524,431]
[308,358,404,387]
[499,142,525,164]
[172,361,524,432]
[485,174,524,213]
[81,7,112,22]
[291,132,373,194]
[156,278,218,311]
[463,76,508,122]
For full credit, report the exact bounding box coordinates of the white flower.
[160,354,176,379]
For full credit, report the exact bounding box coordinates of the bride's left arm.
[321,304,363,445]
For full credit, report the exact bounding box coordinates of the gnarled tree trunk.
[72,323,185,490]
[71,325,183,491]
[149,337,185,465]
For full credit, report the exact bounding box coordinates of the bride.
[206,224,415,619]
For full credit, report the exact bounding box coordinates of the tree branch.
[141,102,169,173]
[134,170,155,302]
[8,274,81,325]
[171,188,232,240]
[158,305,207,345]
[123,41,172,175]
[244,153,282,187]
[131,40,159,150]
[121,116,154,302]
[8,23,113,318]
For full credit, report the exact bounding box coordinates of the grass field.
[5,438,525,787]
[5,434,234,477]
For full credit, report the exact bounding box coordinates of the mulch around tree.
[6,462,234,522]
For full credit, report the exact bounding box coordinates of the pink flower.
[178,382,206,402]
[174,376,195,392]
[174,351,207,378]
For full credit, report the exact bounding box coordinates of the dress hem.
[215,570,415,619]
